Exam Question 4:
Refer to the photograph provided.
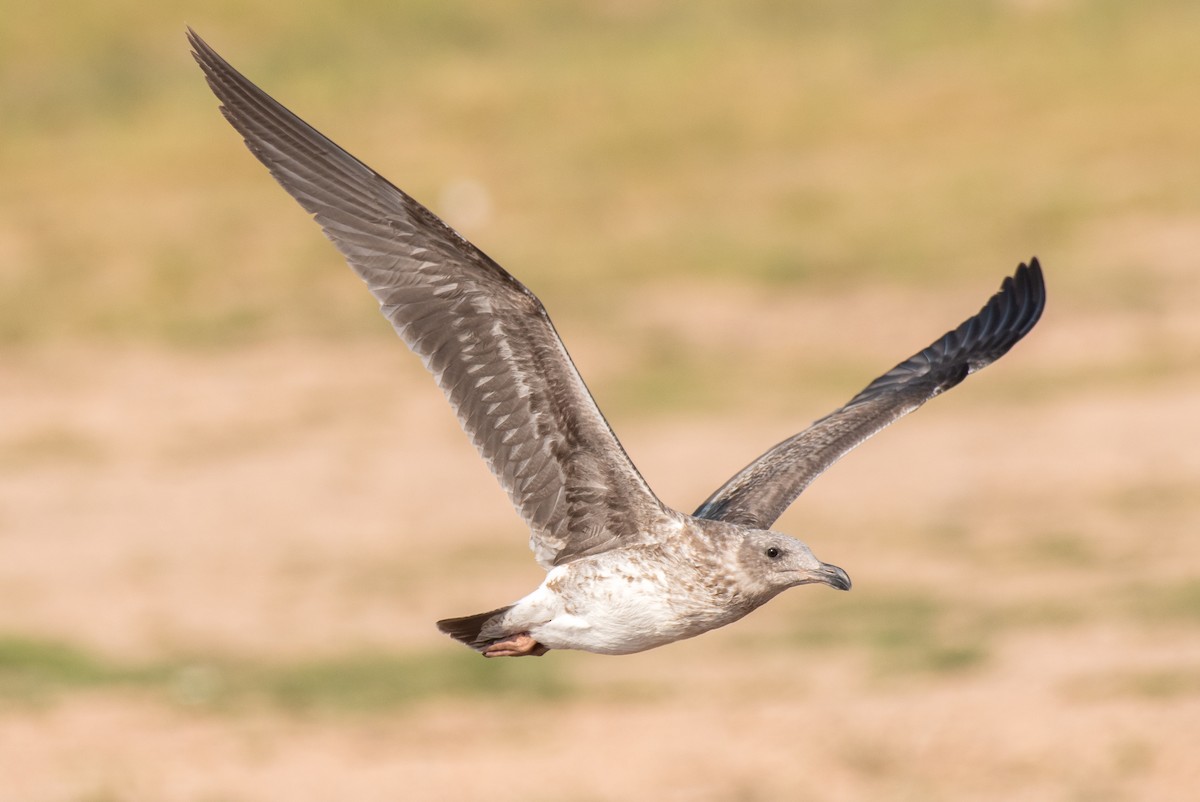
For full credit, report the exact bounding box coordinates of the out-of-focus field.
[3,2,1200,800]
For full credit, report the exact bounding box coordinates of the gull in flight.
[190,31,1046,658]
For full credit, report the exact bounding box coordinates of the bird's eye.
[765,547,781,559]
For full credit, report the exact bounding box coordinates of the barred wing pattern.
[190,31,670,568]
[695,260,1045,529]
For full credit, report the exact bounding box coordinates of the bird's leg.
[482,632,549,658]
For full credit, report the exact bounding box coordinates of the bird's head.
[736,531,851,599]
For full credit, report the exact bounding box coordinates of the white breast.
[521,558,724,655]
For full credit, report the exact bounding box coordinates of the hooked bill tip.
[820,563,852,591]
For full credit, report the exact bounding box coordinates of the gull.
[189,31,1046,658]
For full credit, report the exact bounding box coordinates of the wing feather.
[189,30,670,567]
[694,260,1046,529]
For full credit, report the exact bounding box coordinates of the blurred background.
[2,1,1199,800]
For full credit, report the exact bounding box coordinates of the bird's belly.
[527,562,725,655]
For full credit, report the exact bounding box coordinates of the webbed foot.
[482,632,549,658]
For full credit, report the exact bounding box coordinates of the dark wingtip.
[965,256,1046,369]
[1021,256,1047,330]
[186,27,219,76]
[185,26,205,57]
[875,255,1046,399]
[1012,256,1046,337]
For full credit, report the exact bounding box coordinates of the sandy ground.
[5,5,1200,800]
[2,280,1199,801]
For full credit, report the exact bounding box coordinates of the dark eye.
[765,547,781,559]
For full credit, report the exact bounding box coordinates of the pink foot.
[483,632,549,658]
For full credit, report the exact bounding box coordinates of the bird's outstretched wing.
[694,260,1045,529]
[189,30,672,568]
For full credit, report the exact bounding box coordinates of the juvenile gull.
[189,31,1046,658]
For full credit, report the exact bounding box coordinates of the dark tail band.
[436,605,514,648]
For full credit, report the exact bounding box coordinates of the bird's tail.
[436,605,514,649]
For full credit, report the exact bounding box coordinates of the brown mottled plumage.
[189,30,1045,657]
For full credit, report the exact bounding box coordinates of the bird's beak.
[812,562,852,591]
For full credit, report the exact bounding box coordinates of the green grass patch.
[781,588,993,677]
[0,635,569,714]
[3,1,1200,347]
[762,584,1099,678]
[241,650,567,714]
[604,333,735,416]
[0,638,170,702]
[1020,530,1101,568]
[0,427,106,470]
[1107,481,1200,519]
[1065,667,1200,702]
[1125,578,1200,626]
